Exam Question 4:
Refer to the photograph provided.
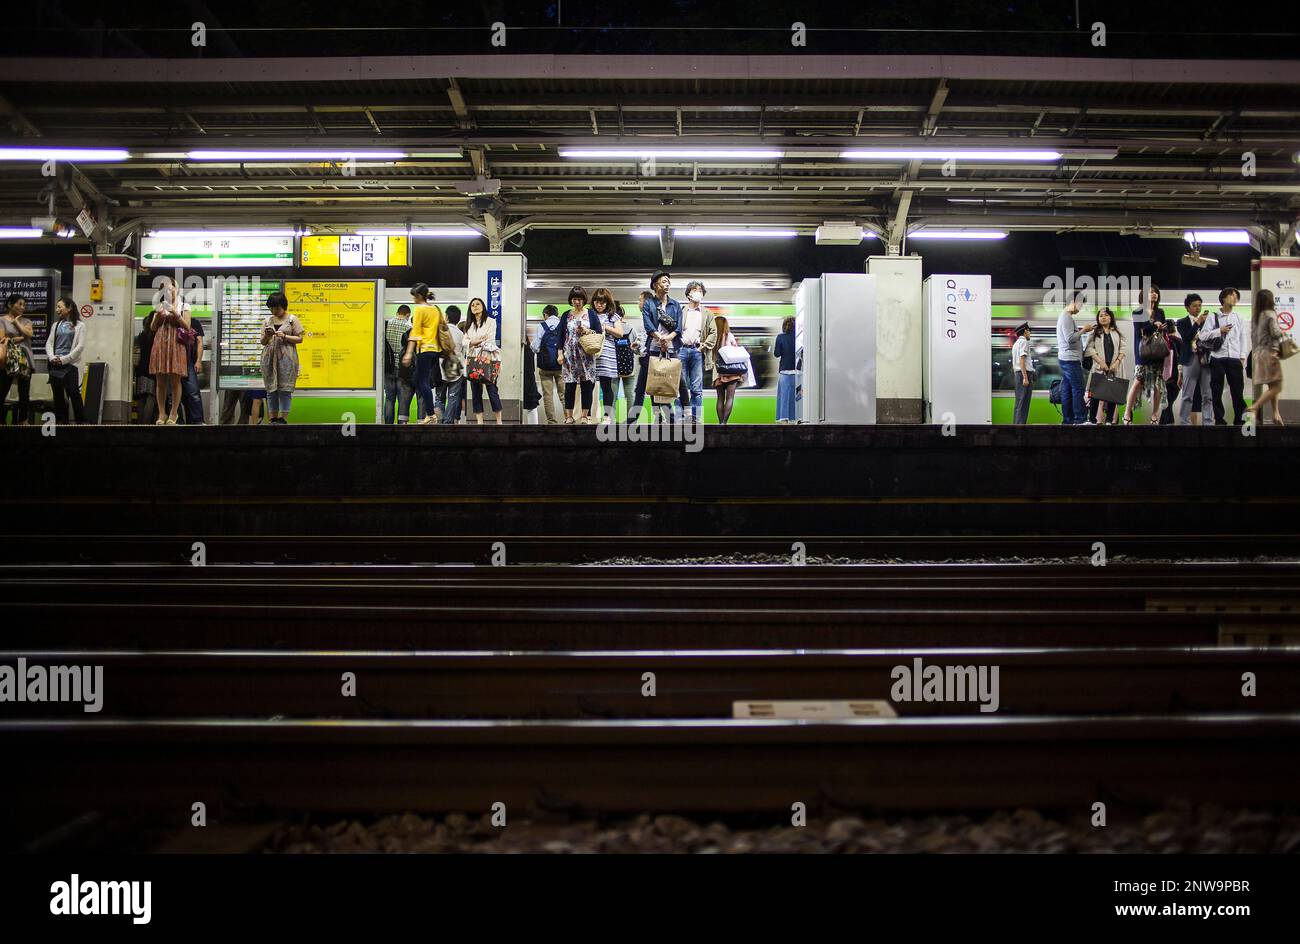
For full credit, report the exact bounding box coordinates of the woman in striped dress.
[591,287,625,423]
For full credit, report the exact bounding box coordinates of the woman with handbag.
[45,296,86,425]
[1,293,35,425]
[590,288,626,423]
[613,300,643,422]
[148,276,191,426]
[1120,305,1169,426]
[463,297,503,425]
[560,285,601,424]
[712,315,748,425]
[1084,308,1125,425]
[1245,288,1287,426]
[260,292,304,424]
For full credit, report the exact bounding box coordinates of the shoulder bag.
[614,336,635,377]
[714,344,749,376]
[1138,329,1169,364]
[3,332,31,378]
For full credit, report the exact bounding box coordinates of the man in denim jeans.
[676,280,717,423]
[1055,295,1095,425]
[639,270,682,422]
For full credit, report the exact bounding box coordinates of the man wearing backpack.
[531,303,563,424]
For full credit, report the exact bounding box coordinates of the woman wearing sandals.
[590,288,626,423]
[463,297,503,425]
[148,276,190,425]
[260,292,304,424]
[1119,290,1170,426]
[1084,308,1125,425]
[1246,288,1286,426]
[560,285,601,424]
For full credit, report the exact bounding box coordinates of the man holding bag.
[640,269,683,422]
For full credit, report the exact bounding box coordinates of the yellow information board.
[283,280,377,389]
[387,236,408,267]
[299,234,408,267]
[299,235,341,267]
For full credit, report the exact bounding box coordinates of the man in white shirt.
[1205,287,1248,426]
[1010,322,1034,424]
[677,280,717,422]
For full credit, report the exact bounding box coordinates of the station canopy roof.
[0,54,1297,248]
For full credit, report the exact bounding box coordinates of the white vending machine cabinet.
[922,274,992,424]
[795,273,877,423]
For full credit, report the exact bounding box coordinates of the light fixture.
[560,148,785,159]
[0,148,130,161]
[1183,230,1250,245]
[185,150,408,161]
[0,227,43,238]
[841,149,1062,161]
[908,230,1008,240]
[629,229,798,238]
[146,229,296,238]
[354,228,481,237]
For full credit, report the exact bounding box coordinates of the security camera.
[1181,250,1219,269]
[30,216,58,235]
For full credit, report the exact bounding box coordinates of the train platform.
[9,423,1300,542]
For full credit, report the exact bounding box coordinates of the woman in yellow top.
[402,282,444,426]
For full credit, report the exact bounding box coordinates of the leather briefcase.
[1086,372,1128,404]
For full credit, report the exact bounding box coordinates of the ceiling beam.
[4,54,1299,86]
[920,79,949,136]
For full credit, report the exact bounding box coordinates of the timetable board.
[299,234,408,268]
[282,280,377,389]
[218,279,283,388]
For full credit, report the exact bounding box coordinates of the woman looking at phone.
[148,276,191,426]
[260,292,304,424]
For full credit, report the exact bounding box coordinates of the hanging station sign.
[141,235,294,268]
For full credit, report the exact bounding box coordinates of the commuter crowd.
[378,270,795,427]
[4,272,1287,429]
[1011,286,1291,426]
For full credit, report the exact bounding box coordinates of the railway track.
[9,533,1300,564]
[5,714,1299,815]
[2,555,1296,840]
[1,648,1294,719]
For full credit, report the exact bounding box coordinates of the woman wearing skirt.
[1246,289,1285,426]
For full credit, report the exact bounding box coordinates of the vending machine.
[922,274,992,424]
[794,273,877,423]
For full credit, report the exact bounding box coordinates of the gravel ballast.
[263,801,1300,854]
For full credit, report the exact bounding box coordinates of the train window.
[991,326,1060,392]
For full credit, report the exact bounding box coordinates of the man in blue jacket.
[637,270,683,421]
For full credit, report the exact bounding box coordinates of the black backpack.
[537,319,562,370]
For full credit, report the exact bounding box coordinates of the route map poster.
[282,280,377,389]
